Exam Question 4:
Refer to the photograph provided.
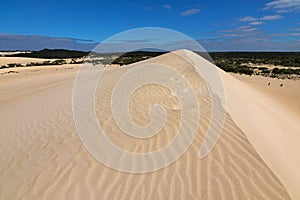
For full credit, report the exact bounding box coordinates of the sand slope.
[0,50,297,199]
[178,50,300,199]
[0,57,57,66]
[232,74,300,116]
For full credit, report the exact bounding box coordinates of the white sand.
[0,57,57,66]
[0,50,298,199]
[0,51,31,56]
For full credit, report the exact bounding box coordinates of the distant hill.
[6,48,89,59]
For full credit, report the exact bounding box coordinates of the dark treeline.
[7,49,300,67]
[6,49,89,59]
[111,51,167,65]
[209,52,300,67]
[6,49,300,66]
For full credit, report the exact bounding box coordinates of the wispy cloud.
[200,39,300,51]
[264,0,300,13]
[237,15,281,26]
[162,4,171,10]
[272,32,300,36]
[201,25,300,51]
[260,15,283,20]
[273,27,300,37]
[220,26,259,35]
[210,26,271,45]
[239,16,258,22]
[180,8,200,16]
[250,21,264,25]
[290,27,300,31]
[202,1,299,51]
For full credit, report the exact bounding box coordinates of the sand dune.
[0,50,298,199]
[232,74,300,116]
[0,57,57,66]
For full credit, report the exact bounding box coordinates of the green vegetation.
[7,63,23,68]
[111,51,166,65]
[206,52,300,77]
[0,59,69,69]
[271,68,300,75]
[108,51,300,77]
[209,52,300,67]
[214,61,254,75]
[26,59,67,66]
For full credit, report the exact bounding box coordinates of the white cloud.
[273,32,300,36]
[276,9,290,13]
[180,8,200,16]
[264,0,300,13]
[239,16,258,22]
[260,15,283,20]
[201,25,300,51]
[221,26,258,34]
[250,21,264,25]
[162,4,171,10]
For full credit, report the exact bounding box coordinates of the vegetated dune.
[0,49,298,199]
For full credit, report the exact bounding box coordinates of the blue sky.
[1,0,300,51]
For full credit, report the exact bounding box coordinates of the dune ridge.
[0,50,297,199]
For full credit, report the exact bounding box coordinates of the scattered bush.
[7,70,18,74]
[272,68,296,75]
[7,63,23,68]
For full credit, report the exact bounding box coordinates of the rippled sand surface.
[1,50,299,199]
